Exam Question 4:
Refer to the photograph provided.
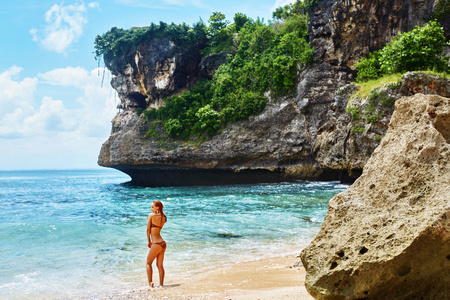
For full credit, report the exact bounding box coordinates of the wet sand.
[103,254,313,300]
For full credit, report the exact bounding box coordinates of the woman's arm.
[147,214,152,248]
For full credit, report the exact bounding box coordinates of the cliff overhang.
[98,0,449,186]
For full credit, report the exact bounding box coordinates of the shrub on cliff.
[145,2,313,139]
[195,105,222,136]
[103,1,313,139]
[164,118,183,137]
[94,21,207,60]
[354,51,382,82]
[272,0,308,34]
[202,12,233,55]
[356,21,449,82]
[207,2,312,110]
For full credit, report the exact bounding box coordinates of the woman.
[146,200,167,288]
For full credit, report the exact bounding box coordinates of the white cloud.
[272,0,297,11]
[0,66,118,170]
[39,66,90,89]
[88,2,100,9]
[24,96,78,133]
[36,67,118,137]
[30,1,98,54]
[0,66,38,138]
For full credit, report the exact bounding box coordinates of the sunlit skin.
[146,201,166,288]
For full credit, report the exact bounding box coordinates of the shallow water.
[0,169,348,299]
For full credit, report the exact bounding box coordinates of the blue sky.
[0,0,295,170]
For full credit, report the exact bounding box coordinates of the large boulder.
[300,93,450,299]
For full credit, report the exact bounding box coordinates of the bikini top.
[150,222,162,229]
[150,214,166,229]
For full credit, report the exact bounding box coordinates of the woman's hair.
[153,200,167,222]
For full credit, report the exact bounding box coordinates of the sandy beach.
[103,254,313,300]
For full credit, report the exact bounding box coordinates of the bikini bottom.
[153,241,166,250]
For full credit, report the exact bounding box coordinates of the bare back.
[147,213,166,243]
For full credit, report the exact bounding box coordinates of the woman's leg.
[146,245,162,287]
[156,248,166,286]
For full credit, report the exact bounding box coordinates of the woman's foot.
[150,282,154,288]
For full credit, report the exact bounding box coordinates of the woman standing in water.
[146,200,167,288]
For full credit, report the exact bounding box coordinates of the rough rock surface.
[309,0,438,70]
[300,93,450,299]
[104,38,204,110]
[99,94,354,186]
[315,72,450,176]
[98,0,447,186]
[99,71,450,185]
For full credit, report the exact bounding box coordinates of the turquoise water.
[0,169,348,299]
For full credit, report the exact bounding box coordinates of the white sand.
[103,254,313,300]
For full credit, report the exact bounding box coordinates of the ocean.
[0,169,348,299]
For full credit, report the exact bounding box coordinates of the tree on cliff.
[94,1,314,140]
[140,3,313,140]
[204,12,232,54]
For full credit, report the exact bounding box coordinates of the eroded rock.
[300,94,450,299]
[98,0,447,186]
[104,38,204,110]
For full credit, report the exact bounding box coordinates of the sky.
[0,0,296,171]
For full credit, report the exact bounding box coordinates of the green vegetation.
[363,89,392,124]
[346,84,397,130]
[304,0,319,11]
[350,74,402,103]
[366,89,393,111]
[431,0,450,23]
[346,106,361,121]
[351,125,365,133]
[202,12,233,55]
[94,22,207,60]
[102,1,314,140]
[354,51,382,83]
[355,21,449,82]
[366,112,381,124]
[379,91,395,107]
[349,20,449,130]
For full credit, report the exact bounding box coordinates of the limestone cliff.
[103,38,206,111]
[98,0,448,186]
[300,93,450,299]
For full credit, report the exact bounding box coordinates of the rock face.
[315,72,450,177]
[98,0,447,186]
[99,94,354,186]
[300,94,450,299]
[309,0,438,70]
[104,38,205,110]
